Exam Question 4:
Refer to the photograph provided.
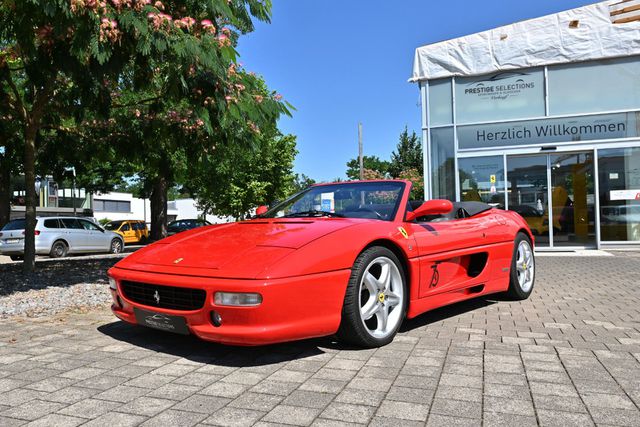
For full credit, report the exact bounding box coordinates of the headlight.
[214,292,262,307]
[108,277,117,290]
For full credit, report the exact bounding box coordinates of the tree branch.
[1,70,27,123]
[111,95,163,108]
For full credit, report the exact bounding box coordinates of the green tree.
[0,0,289,270]
[291,173,316,194]
[389,127,423,178]
[191,127,298,219]
[346,155,390,180]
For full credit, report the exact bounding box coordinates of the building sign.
[462,71,537,101]
[458,112,639,149]
[610,189,640,201]
[455,69,545,124]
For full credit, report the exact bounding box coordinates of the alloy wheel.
[516,240,534,293]
[358,256,404,339]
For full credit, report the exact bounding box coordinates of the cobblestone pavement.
[1,253,640,426]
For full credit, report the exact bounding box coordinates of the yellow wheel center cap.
[378,293,385,303]
[523,262,527,269]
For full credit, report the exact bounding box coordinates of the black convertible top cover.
[409,200,493,220]
[454,201,492,217]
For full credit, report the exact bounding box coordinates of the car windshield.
[2,219,26,230]
[104,221,123,230]
[260,182,406,221]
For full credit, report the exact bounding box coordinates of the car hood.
[114,219,359,279]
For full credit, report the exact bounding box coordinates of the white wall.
[92,193,231,224]
[172,198,232,224]
[93,192,177,223]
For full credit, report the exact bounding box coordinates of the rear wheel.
[9,255,23,261]
[110,239,124,254]
[337,246,407,348]
[506,232,535,300]
[49,241,68,258]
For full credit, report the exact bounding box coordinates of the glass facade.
[423,55,640,246]
[458,156,505,208]
[598,148,640,242]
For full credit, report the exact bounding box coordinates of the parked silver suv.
[0,217,124,261]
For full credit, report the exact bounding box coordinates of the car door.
[120,222,134,243]
[408,213,489,298]
[79,219,108,251]
[60,218,86,252]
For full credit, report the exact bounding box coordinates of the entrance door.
[507,151,596,248]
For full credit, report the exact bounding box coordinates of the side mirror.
[256,205,268,215]
[405,199,453,222]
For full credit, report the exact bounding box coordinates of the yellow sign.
[490,175,496,184]
[397,227,409,239]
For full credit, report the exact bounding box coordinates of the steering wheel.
[353,207,384,220]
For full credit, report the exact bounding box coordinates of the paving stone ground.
[1,252,640,426]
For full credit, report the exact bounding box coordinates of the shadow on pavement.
[98,295,503,364]
[98,320,333,367]
[400,296,499,332]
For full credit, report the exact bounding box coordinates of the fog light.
[210,311,222,327]
[108,277,117,290]
[214,292,262,307]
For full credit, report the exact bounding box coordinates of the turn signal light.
[214,292,262,307]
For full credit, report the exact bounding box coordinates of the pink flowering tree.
[0,0,290,272]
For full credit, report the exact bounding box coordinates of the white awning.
[411,0,640,82]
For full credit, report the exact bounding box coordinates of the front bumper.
[108,267,351,346]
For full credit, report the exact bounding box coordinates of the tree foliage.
[389,127,423,178]
[345,155,390,180]
[291,173,315,194]
[190,127,297,219]
[0,0,291,270]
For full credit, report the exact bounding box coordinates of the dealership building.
[411,0,640,249]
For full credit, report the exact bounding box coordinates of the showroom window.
[430,127,456,201]
[598,147,640,242]
[458,156,505,208]
[428,78,453,126]
[549,57,640,116]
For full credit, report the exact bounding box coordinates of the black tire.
[110,239,124,254]
[337,246,407,348]
[505,232,535,300]
[49,240,68,258]
[139,235,149,245]
[9,255,23,261]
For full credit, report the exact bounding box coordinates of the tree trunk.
[0,161,10,229]
[150,175,168,241]
[23,127,37,273]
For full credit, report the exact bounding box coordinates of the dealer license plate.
[134,308,189,335]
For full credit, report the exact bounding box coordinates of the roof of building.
[411,0,640,82]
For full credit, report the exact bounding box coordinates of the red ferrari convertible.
[108,180,535,347]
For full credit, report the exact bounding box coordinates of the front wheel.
[506,232,535,300]
[337,246,407,348]
[10,255,23,261]
[110,239,124,254]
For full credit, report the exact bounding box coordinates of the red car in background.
[108,180,535,347]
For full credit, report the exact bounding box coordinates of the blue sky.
[238,0,595,182]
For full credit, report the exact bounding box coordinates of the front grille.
[120,281,206,311]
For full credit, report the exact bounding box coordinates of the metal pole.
[358,123,364,180]
[72,174,77,216]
